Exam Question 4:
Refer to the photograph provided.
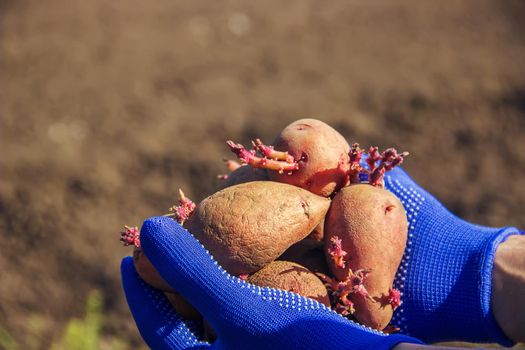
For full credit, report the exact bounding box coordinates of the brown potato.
[308,218,325,242]
[270,119,350,197]
[248,260,330,307]
[278,239,329,275]
[135,246,203,321]
[164,292,201,320]
[133,247,175,292]
[324,184,408,330]
[184,181,330,275]
[218,165,268,190]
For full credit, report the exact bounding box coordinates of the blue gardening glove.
[385,166,522,345]
[121,216,423,350]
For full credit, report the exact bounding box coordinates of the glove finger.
[121,257,210,350]
[139,216,264,331]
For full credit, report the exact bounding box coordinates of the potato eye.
[385,205,396,214]
[300,152,308,162]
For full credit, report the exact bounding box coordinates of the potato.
[218,165,268,190]
[308,218,325,242]
[133,247,175,292]
[164,292,201,320]
[324,184,408,330]
[133,247,201,319]
[248,260,330,307]
[278,239,329,275]
[184,181,330,275]
[270,119,350,197]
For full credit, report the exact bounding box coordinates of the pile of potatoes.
[123,119,409,333]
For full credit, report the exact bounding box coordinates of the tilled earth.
[1,0,524,348]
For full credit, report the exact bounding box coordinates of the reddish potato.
[227,119,350,197]
[324,184,407,330]
[248,260,330,307]
[185,181,330,275]
[270,119,350,197]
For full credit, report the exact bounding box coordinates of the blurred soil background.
[1,0,524,348]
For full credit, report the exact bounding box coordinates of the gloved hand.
[121,216,423,350]
[385,166,522,345]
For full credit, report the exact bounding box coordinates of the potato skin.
[133,247,175,292]
[134,248,202,320]
[278,239,329,275]
[324,184,408,330]
[185,181,331,275]
[164,292,201,320]
[248,261,330,307]
[308,218,325,242]
[218,166,268,190]
[270,119,350,197]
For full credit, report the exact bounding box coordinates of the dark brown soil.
[1,0,524,347]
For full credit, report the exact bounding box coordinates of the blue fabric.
[121,216,423,350]
[385,167,521,345]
